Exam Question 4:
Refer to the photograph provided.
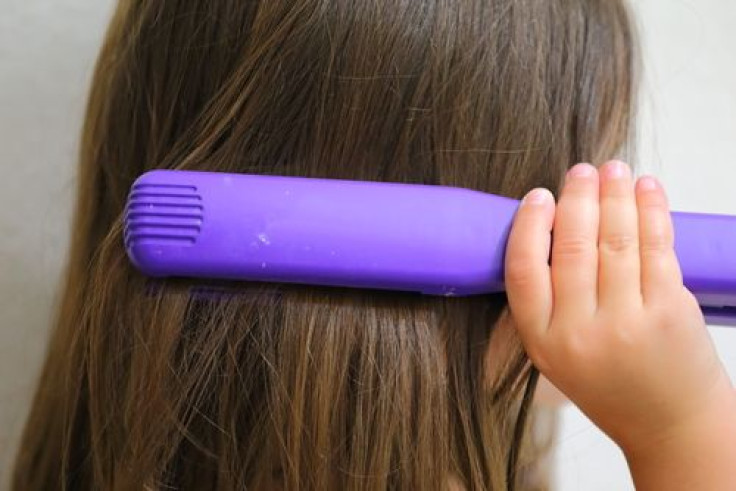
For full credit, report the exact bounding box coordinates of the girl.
[12,0,735,489]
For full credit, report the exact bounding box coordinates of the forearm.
[623,391,736,491]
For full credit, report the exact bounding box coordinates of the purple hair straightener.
[123,170,736,327]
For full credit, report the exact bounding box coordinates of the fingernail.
[639,176,659,191]
[524,188,550,205]
[604,160,629,179]
[568,163,595,179]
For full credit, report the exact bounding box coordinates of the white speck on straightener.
[257,233,271,245]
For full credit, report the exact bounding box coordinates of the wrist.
[621,387,736,490]
[621,381,736,460]
[625,395,736,459]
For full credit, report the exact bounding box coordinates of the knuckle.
[638,194,667,210]
[556,332,590,362]
[611,324,641,349]
[600,233,638,254]
[646,302,671,326]
[553,235,595,257]
[564,182,596,198]
[505,259,537,286]
[640,233,673,255]
[601,183,630,199]
[647,287,699,324]
[597,311,647,347]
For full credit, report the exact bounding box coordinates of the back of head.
[13,0,637,489]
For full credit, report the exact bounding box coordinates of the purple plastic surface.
[124,170,736,327]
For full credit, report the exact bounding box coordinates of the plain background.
[1,0,734,488]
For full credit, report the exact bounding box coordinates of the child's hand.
[504,160,735,455]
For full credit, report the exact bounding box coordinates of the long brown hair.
[13,0,638,489]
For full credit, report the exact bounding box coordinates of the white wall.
[0,0,734,488]
[0,0,116,484]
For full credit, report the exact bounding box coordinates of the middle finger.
[597,160,643,312]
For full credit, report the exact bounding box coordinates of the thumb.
[504,188,555,355]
